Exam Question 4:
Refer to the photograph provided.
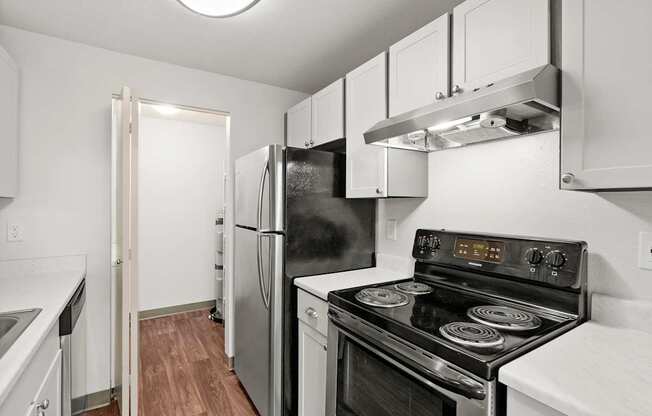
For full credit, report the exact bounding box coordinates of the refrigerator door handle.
[256,233,271,310]
[256,157,270,231]
[258,234,276,310]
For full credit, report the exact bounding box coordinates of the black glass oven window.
[336,337,456,416]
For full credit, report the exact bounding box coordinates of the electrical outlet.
[7,223,24,242]
[639,232,652,270]
[386,219,398,241]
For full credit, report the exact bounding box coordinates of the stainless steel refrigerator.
[234,145,375,416]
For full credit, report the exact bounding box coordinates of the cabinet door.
[561,0,652,190]
[311,78,344,147]
[287,96,312,148]
[453,0,549,92]
[30,350,62,416]
[298,321,327,416]
[389,13,450,117]
[346,52,388,198]
[0,45,19,197]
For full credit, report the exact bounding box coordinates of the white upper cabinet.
[452,0,549,93]
[311,78,344,147]
[286,96,312,148]
[346,53,427,199]
[346,53,389,198]
[0,44,19,198]
[561,0,652,190]
[389,13,450,117]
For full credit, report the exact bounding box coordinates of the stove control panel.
[412,229,587,289]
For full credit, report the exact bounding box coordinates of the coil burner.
[355,288,409,308]
[467,305,542,331]
[394,281,433,295]
[439,322,505,348]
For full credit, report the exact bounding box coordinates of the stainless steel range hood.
[364,64,560,152]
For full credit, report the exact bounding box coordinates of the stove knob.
[525,248,543,265]
[545,250,566,268]
[430,236,441,250]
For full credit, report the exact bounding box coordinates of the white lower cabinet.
[298,321,327,416]
[27,350,62,416]
[0,324,61,416]
[506,388,567,416]
[297,289,328,416]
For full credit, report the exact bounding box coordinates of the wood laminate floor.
[81,309,259,416]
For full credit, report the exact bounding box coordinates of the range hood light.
[427,116,473,133]
[364,65,561,152]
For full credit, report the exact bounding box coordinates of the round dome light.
[176,0,260,17]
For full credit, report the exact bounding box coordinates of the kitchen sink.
[0,309,42,359]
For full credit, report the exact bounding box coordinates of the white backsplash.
[0,255,87,279]
[592,293,652,335]
[377,131,652,302]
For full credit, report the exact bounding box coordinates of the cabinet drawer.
[297,289,328,336]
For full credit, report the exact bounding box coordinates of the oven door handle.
[329,311,487,401]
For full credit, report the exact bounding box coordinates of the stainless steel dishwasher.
[59,279,85,416]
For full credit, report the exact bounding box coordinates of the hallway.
[83,309,258,416]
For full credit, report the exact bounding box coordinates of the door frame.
[110,91,233,414]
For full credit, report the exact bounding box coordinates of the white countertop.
[294,267,410,300]
[0,264,85,406]
[499,294,652,416]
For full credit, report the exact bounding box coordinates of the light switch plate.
[639,232,652,270]
[7,223,24,242]
[386,219,397,241]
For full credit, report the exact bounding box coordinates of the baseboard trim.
[139,300,216,320]
[72,389,111,415]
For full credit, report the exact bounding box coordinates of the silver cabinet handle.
[309,139,314,146]
[305,307,319,319]
[435,91,445,100]
[304,140,310,147]
[376,188,383,195]
[115,258,122,265]
[561,173,575,184]
[452,84,463,95]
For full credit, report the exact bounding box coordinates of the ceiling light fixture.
[176,0,261,18]
[154,105,180,116]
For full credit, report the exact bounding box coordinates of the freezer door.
[235,145,284,232]
[234,227,284,416]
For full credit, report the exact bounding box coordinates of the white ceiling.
[0,0,462,93]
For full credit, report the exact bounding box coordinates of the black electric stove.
[328,229,588,381]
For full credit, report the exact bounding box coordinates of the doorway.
[108,95,256,416]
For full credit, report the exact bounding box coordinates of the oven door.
[326,307,494,416]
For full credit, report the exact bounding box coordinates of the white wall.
[378,132,652,301]
[138,115,225,311]
[0,25,306,397]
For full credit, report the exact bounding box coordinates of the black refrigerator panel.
[284,147,376,278]
[282,147,375,416]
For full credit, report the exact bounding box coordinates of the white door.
[560,0,652,190]
[311,78,344,147]
[389,13,450,117]
[28,350,62,416]
[119,86,139,416]
[452,0,549,92]
[297,321,327,416]
[346,52,388,198]
[287,96,312,148]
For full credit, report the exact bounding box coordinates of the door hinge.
[128,248,132,260]
[128,123,133,134]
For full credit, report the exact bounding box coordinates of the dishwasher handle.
[59,279,86,336]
